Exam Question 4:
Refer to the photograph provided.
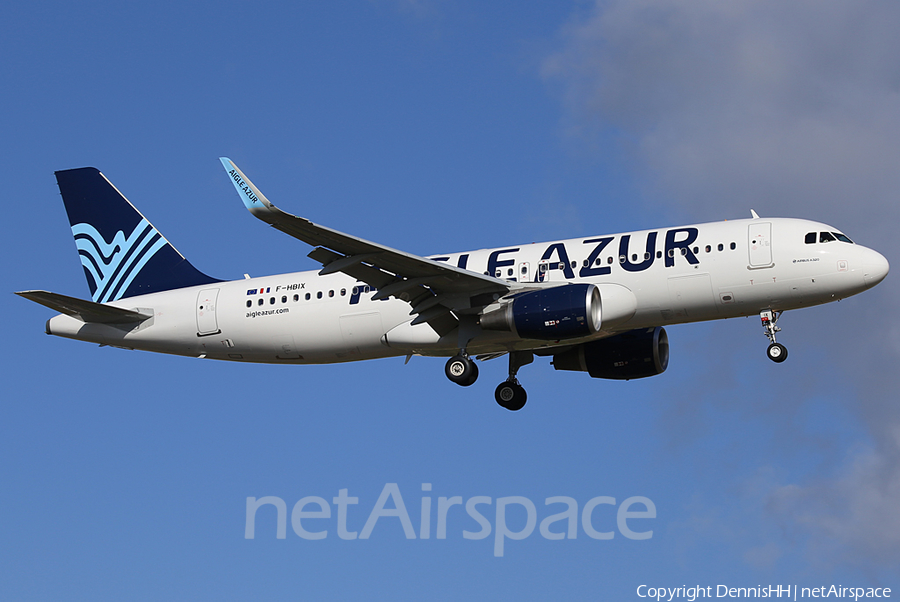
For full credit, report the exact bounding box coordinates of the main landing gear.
[445,354,478,386]
[760,309,788,363]
[494,351,533,412]
[444,350,533,411]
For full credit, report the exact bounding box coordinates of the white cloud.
[542,0,900,231]
[543,0,900,569]
[769,446,900,567]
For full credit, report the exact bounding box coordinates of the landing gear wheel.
[495,381,527,411]
[760,310,788,364]
[445,355,478,386]
[766,343,788,363]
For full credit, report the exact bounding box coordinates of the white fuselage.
[46,217,887,363]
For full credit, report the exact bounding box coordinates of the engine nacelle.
[551,327,669,380]
[480,283,601,340]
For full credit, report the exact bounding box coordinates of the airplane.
[17,159,889,410]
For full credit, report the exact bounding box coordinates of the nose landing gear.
[760,309,788,363]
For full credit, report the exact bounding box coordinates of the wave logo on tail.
[72,219,168,303]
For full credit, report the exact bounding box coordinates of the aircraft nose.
[863,249,889,289]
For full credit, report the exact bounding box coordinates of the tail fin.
[55,167,219,302]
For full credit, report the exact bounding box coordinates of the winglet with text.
[219,157,274,213]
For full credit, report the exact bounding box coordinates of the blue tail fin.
[55,167,220,302]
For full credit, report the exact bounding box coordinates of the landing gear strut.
[445,354,478,386]
[760,309,788,363]
[494,351,533,411]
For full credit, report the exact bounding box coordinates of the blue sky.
[2,1,898,599]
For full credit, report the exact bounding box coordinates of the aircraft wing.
[16,290,152,324]
[220,158,516,335]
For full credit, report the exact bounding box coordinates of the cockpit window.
[819,232,836,243]
[832,232,854,244]
[804,232,816,244]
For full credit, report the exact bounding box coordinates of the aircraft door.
[340,312,384,355]
[273,335,301,359]
[196,288,220,336]
[667,274,717,319]
[537,261,564,282]
[748,222,773,268]
[518,262,531,283]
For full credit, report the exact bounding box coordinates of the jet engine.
[551,327,669,380]
[480,283,601,340]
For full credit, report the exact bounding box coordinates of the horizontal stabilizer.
[16,290,152,324]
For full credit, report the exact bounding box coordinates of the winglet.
[750,209,760,219]
[219,158,274,213]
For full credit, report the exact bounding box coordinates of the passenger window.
[805,232,816,244]
[305,293,311,300]
[692,246,699,254]
[730,242,736,250]
[619,255,626,263]
[282,296,287,303]
[317,291,323,299]
[328,290,334,298]
[607,257,613,264]
[820,232,836,243]
[258,298,263,306]
[631,254,637,261]
[668,249,675,257]
[717,243,723,251]
[507,268,513,276]
[656,251,662,259]
[270,297,275,305]
[705,245,711,253]
[644,252,650,260]
[523,266,529,273]
[340,288,346,296]
[293,294,299,302]
[246,300,252,308]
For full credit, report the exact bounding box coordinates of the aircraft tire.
[766,343,788,363]
[446,355,478,386]
[462,362,479,386]
[495,381,527,411]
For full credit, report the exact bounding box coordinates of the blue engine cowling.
[551,327,669,380]
[480,283,601,340]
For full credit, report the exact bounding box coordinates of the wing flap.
[307,246,459,334]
